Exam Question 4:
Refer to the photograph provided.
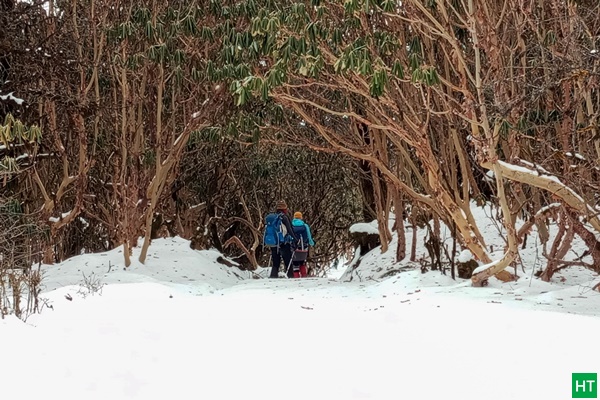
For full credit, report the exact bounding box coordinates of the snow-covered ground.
[2,203,600,400]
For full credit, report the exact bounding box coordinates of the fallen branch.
[223,236,258,270]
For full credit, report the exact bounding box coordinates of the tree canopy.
[1,0,599,285]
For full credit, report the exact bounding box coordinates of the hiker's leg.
[300,264,307,277]
[281,244,293,278]
[292,261,301,278]
[269,247,281,278]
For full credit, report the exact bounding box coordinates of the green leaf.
[392,60,404,78]
[281,39,292,62]
[424,67,440,86]
[424,69,432,85]
[173,49,185,66]
[296,37,307,54]
[316,6,325,18]
[261,80,270,101]
[119,21,135,39]
[126,54,139,69]
[500,120,511,137]
[4,113,14,128]
[0,156,19,173]
[426,0,437,10]
[174,66,183,86]
[359,59,372,75]
[133,8,149,23]
[310,55,324,77]
[236,86,248,106]
[307,22,317,42]
[246,0,258,15]
[544,30,556,46]
[251,17,262,35]
[155,22,164,38]
[332,28,342,46]
[210,0,222,16]
[169,20,180,37]
[344,0,358,15]
[165,7,176,21]
[183,14,198,35]
[28,125,42,143]
[381,0,395,12]
[333,56,347,73]
[201,26,214,41]
[250,40,260,57]
[0,126,8,147]
[192,66,202,81]
[370,69,388,97]
[145,20,154,39]
[409,53,420,71]
[148,45,157,62]
[411,68,423,83]
[408,37,421,54]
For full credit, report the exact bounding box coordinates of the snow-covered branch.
[483,160,600,233]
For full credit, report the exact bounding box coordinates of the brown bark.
[540,212,574,282]
[486,161,600,233]
[138,114,208,264]
[392,187,406,262]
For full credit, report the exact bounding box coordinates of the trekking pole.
[285,250,295,278]
[266,254,272,277]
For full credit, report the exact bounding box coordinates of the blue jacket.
[291,218,315,247]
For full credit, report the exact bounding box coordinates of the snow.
[513,159,552,175]
[0,92,24,105]
[538,202,561,214]
[189,202,206,209]
[541,173,562,183]
[38,237,252,295]
[499,160,590,206]
[2,204,600,400]
[49,210,72,223]
[498,159,539,175]
[457,249,472,263]
[78,217,89,229]
[349,221,379,235]
[472,258,501,274]
[566,152,587,161]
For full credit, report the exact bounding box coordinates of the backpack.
[292,223,309,251]
[263,212,286,247]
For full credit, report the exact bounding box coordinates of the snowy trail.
[3,277,598,400]
[2,236,599,400]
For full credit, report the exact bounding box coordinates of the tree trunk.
[139,62,165,264]
[392,188,406,262]
[540,212,573,281]
[471,162,519,286]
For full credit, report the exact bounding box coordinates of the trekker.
[290,211,315,278]
[264,200,297,278]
